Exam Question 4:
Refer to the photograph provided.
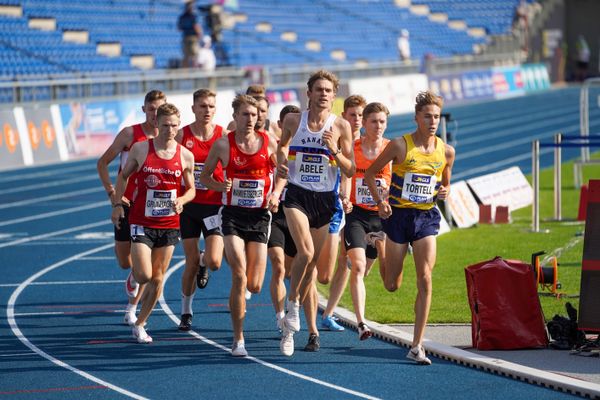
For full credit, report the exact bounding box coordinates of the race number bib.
[203,214,222,230]
[130,224,145,237]
[296,152,328,184]
[192,162,208,190]
[401,172,436,204]
[144,189,177,217]
[355,177,386,206]
[231,178,265,208]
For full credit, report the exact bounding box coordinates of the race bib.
[144,189,177,217]
[193,162,207,190]
[230,178,265,208]
[401,172,436,204]
[130,224,145,237]
[203,214,221,230]
[355,177,386,206]
[295,152,328,184]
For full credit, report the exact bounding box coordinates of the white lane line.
[0,220,109,249]
[0,187,104,210]
[3,173,101,194]
[0,163,96,183]
[0,280,125,288]
[13,309,163,317]
[160,262,381,400]
[0,352,37,357]
[0,201,108,227]
[6,244,148,400]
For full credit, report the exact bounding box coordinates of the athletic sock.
[276,311,285,320]
[125,303,137,314]
[181,293,195,315]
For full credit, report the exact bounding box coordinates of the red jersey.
[223,131,273,208]
[129,140,183,229]
[181,124,224,205]
[121,124,150,202]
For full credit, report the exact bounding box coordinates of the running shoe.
[406,345,432,365]
[196,266,209,289]
[132,325,152,344]
[280,324,295,356]
[365,231,386,247]
[321,315,345,331]
[123,311,137,326]
[304,333,320,352]
[178,313,192,331]
[231,341,248,357]
[125,271,139,298]
[276,315,284,333]
[284,301,300,332]
[358,322,373,341]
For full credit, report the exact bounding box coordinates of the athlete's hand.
[277,163,289,179]
[220,178,233,192]
[172,198,184,214]
[322,129,336,154]
[377,200,392,219]
[111,206,124,229]
[437,185,450,200]
[341,197,353,214]
[267,192,280,213]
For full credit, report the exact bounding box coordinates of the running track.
[1,87,595,399]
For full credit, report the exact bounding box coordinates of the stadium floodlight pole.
[554,133,562,221]
[532,140,540,233]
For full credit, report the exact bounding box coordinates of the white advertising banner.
[467,166,533,212]
[347,74,429,115]
[446,180,479,228]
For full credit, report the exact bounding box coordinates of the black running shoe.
[304,333,320,352]
[179,313,193,331]
[197,265,209,289]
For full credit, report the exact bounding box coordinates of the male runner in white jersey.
[97,90,166,326]
[276,70,355,356]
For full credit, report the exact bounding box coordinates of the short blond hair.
[193,88,216,102]
[415,91,443,113]
[307,69,339,93]
[363,102,390,119]
[344,94,367,111]
[157,103,180,120]
[231,94,258,113]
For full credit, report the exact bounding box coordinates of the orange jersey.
[350,138,391,211]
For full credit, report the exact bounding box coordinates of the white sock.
[181,293,195,315]
[125,303,137,314]
[276,311,285,320]
[199,251,205,267]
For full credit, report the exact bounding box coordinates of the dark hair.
[144,90,166,104]
[279,104,300,122]
[193,88,216,102]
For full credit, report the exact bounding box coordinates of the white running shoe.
[125,272,139,298]
[358,322,373,341]
[132,325,152,344]
[232,341,248,357]
[245,288,252,300]
[280,323,295,356]
[276,315,284,333]
[365,231,386,247]
[284,301,300,332]
[406,345,432,365]
[123,311,137,326]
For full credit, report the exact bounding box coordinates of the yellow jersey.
[388,133,446,210]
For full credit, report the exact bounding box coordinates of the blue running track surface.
[2,86,594,399]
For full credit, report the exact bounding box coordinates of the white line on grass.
[159,262,381,400]
[7,244,148,400]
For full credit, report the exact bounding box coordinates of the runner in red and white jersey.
[96,90,166,326]
[175,89,226,332]
[200,94,283,357]
[111,103,195,344]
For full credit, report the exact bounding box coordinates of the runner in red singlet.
[97,90,166,326]
[200,94,283,357]
[175,89,226,332]
[111,103,195,344]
